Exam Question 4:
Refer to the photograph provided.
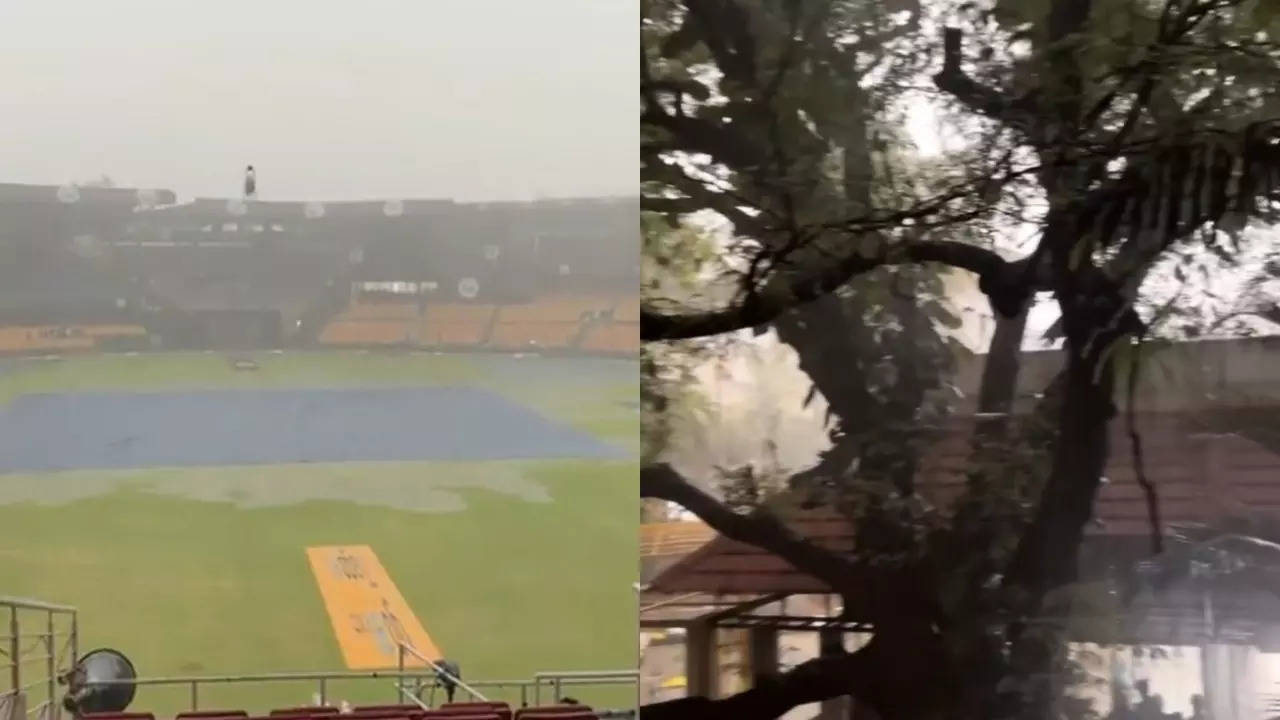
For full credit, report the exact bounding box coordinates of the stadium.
[0,182,639,720]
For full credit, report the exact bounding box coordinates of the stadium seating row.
[83,701,598,720]
[0,298,639,355]
[317,296,638,355]
[0,324,147,353]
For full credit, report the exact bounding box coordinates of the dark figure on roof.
[244,165,257,199]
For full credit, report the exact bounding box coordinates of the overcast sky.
[0,1,636,202]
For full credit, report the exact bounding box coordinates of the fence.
[0,597,79,720]
[0,598,636,717]
[84,668,639,715]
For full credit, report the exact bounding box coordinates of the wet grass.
[0,352,637,713]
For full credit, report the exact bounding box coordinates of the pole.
[396,645,404,704]
[69,614,78,676]
[10,607,20,696]
[46,612,55,720]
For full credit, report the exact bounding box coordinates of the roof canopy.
[641,404,1280,643]
[0,183,176,207]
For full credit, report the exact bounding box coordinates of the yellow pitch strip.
[306,545,442,669]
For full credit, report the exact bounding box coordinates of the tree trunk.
[1006,317,1117,596]
[640,625,948,720]
[999,300,1121,720]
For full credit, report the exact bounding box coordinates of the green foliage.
[641,211,718,295]
[641,216,721,465]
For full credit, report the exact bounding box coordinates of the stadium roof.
[0,183,176,207]
[646,409,1280,599]
[140,195,634,220]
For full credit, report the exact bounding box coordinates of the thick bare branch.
[641,463,863,587]
[642,239,1017,340]
[640,627,944,720]
[643,463,940,628]
[932,28,1033,128]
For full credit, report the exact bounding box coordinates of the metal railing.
[84,667,639,713]
[0,597,79,720]
[395,643,488,703]
[530,671,639,708]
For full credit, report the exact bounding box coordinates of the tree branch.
[641,463,863,589]
[641,622,946,720]
[642,239,1017,340]
[932,27,1034,128]
[643,463,939,628]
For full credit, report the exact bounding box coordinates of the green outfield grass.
[0,351,638,713]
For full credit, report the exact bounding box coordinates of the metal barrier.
[0,597,636,715]
[85,668,639,713]
[531,671,639,707]
[395,643,488,703]
[0,597,79,720]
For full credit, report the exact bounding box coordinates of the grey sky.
[0,0,636,202]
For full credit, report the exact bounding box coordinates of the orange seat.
[343,303,419,320]
[488,321,579,350]
[441,703,511,720]
[513,707,596,720]
[419,304,496,347]
[495,297,612,324]
[612,296,640,323]
[319,320,410,345]
[579,322,639,354]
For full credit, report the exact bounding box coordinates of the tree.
[642,212,728,468]
[640,0,1280,718]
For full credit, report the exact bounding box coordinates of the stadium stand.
[318,320,413,346]
[577,322,638,355]
[417,304,497,348]
[0,183,635,358]
[438,703,513,720]
[176,712,250,719]
[0,326,96,353]
[316,294,641,355]
[610,297,639,324]
[80,324,148,339]
[513,706,597,720]
[315,300,419,346]
[341,303,419,320]
[575,296,639,356]
[488,296,611,351]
